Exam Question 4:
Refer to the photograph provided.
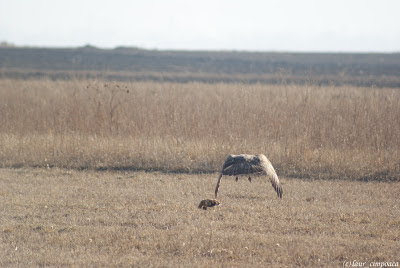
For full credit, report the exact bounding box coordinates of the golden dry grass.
[1,78,399,181]
[1,77,399,266]
[0,168,399,267]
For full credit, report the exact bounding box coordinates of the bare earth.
[0,168,398,267]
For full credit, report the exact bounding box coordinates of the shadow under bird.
[215,154,283,199]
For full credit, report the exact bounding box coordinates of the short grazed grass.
[0,168,399,267]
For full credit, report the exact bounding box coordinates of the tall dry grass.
[0,78,399,180]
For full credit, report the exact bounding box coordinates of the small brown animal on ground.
[198,199,220,210]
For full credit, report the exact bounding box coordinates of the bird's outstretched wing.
[268,169,283,199]
[259,155,283,198]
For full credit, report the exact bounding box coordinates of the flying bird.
[215,154,283,199]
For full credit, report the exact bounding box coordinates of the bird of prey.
[215,154,283,198]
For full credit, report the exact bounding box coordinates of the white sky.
[1,0,399,52]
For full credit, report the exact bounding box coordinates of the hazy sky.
[1,0,399,52]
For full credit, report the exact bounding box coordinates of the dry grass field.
[1,78,399,180]
[1,168,399,267]
[0,78,399,266]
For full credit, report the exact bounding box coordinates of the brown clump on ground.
[198,199,220,210]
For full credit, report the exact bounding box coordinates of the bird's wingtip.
[277,186,283,199]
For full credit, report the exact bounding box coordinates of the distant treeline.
[1,46,400,87]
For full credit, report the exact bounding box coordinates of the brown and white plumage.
[215,154,283,199]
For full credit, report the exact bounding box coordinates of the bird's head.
[213,199,220,205]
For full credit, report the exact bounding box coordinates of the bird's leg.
[235,176,238,182]
[248,176,251,182]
